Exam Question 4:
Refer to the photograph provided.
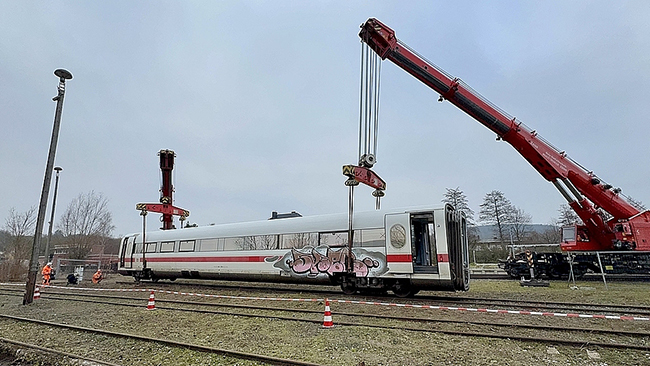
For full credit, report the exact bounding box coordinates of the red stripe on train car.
[386,254,412,262]
[143,256,270,263]
[437,254,449,262]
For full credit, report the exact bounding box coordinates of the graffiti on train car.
[273,246,388,278]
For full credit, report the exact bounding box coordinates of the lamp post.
[23,69,72,305]
[44,166,63,262]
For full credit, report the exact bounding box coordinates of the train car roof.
[126,206,447,242]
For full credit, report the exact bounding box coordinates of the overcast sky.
[1,1,649,237]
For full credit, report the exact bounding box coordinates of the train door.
[410,213,438,274]
[119,237,129,268]
[131,235,144,271]
[385,213,413,273]
[119,236,136,269]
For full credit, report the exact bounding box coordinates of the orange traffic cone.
[146,291,156,310]
[322,298,333,328]
[33,286,40,300]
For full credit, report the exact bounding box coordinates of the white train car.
[118,205,470,296]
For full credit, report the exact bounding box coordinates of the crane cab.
[561,225,611,251]
[561,225,585,251]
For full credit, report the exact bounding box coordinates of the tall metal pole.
[23,69,72,305]
[141,210,147,271]
[44,166,62,262]
[346,183,356,273]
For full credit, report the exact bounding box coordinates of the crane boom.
[359,18,650,252]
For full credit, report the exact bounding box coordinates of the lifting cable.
[358,42,382,174]
[344,43,385,273]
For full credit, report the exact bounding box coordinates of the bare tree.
[557,204,582,227]
[479,190,514,244]
[442,187,475,225]
[1,207,37,280]
[58,191,115,259]
[537,223,562,244]
[510,207,532,243]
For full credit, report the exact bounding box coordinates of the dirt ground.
[0,276,649,365]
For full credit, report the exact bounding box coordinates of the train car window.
[281,232,317,249]
[179,240,196,252]
[390,225,406,248]
[428,223,437,266]
[145,242,157,253]
[200,238,220,252]
[223,237,240,251]
[135,243,143,254]
[319,231,359,247]
[160,241,175,253]
[239,235,279,250]
[260,235,280,249]
[361,228,385,247]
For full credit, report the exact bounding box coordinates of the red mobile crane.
[359,18,650,255]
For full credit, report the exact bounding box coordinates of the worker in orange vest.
[92,269,104,284]
[42,262,53,286]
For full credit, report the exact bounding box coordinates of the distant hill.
[472,224,557,243]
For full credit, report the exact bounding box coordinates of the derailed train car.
[118,205,470,296]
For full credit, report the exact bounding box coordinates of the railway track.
[113,279,650,316]
[418,294,650,317]
[0,335,121,366]
[0,302,325,366]
[1,287,648,354]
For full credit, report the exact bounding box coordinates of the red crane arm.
[136,150,189,230]
[359,18,639,222]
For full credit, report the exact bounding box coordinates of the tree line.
[443,187,584,263]
[442,187,646,263]
[0,191,114,281]
[442,187,590,241]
